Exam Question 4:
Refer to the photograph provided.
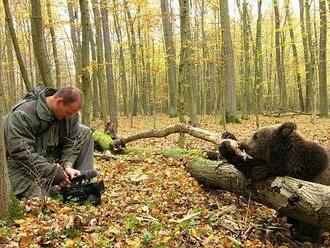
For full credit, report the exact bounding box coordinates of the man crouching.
[4,86,94,198]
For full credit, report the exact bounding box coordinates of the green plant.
[96,235,112,247]
[45,230,61,239]
[0,220,11,237]
[124,215,139,231]
[142,230,155,244]
[64,227,81,238]
[150,221,164,232]
[9,195,24,220]
[179,219,195,231]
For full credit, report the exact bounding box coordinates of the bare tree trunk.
[3,0,32,91]
[199,0,210,115]
[137,17,148,115]
[67,0,81,87]
[63,38,73,85]
[318,0,327,116]
[285,0,305,112]
[88,19,100,119]
[219,0,237,119]
[46,0,61,87]
[79,0,91,125]
[254,0,262,127]
[242,0,251,115]
[5,24,16,107]
[299,0,312,113]
[274,0,286,110]
[123,0,138,117]
[101,3,118,131]
[178,0,190,146]
[24,20,35,86]
[30,0,54,87]
[92,0,108,122]
[113,0,128,117]
[160,0,177,117]
[0,28,7,111]
[304,0,317,122]
[178,0,198,126]
[0,81,11,220]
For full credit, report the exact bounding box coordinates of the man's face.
[53,99,82,119]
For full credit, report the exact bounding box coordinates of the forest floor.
[2,114,330,247]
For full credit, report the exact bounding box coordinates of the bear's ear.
[277,122,297,138]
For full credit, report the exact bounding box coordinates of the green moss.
[189,156,217,166]
[123,147,156,155]
[9,195,24,220]
[161,147,186,159]
[161,147,203,159]
[92,131,113,151]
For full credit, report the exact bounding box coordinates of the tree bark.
[92,0,108,122]
[219,0,237,118]
[5,23,16,107]
[254,0,262,126]
[180,0,198,126]
[101,3,118,131]
[0,30,6,111]
[0,76,11,220]
[318,0,327,116]
[3,0,32,91]
[79,0,91,125]
[274,0,286,109]
[178,0,190,146]
[304,0,316,121]
[113,0,128,117]
[88,18,100,119]
[299,0,313,113]
[46,0,61,88]
[242,0,251,114]
[123,0,138,118]
[30,0,54,87]
[285,0,305,112]
[67,0,81,87]
[160,0,177,117]
[186,158,330,229]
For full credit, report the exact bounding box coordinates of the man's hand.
[64,167,81,180]
[59,175,71,188]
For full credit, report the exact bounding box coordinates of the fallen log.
[186,157,330,229]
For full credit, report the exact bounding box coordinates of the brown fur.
[219,122,329,183]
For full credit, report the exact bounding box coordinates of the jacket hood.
[24,85,57,101]
[27,86,57,121]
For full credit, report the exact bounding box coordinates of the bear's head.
[239,122,298,163]
[238,121,328,181]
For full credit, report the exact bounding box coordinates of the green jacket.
[4,86,80,195]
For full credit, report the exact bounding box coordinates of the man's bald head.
[54,86,84,105]
[47,86,84,119]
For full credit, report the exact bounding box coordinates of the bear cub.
[209,122,330,242]
[218,122,329,183]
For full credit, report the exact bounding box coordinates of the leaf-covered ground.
[2,114,330,248]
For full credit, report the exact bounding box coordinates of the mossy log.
[92,131,114,151]
[186,157,330,229]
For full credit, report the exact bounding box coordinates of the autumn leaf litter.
[2,114,330,247]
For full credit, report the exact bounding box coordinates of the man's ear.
[55,97,66,106]
[278,122,297,139]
